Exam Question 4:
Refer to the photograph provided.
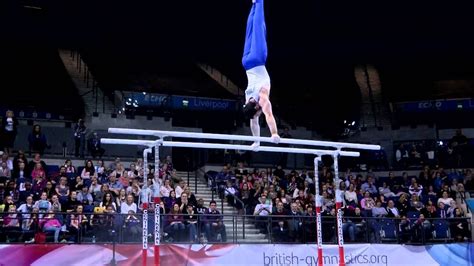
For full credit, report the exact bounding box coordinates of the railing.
[1,212,471,245]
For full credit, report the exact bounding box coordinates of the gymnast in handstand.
[242,0,280,148]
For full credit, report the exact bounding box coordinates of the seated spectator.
[40,211,62,243]
[31,162,46,180]
[203,200,226,242]
[165,203,185,242]
[411,213,432,242]
[160,179,173,198]
[294,188,309,207]
[437,202,448,218]
[272,219,290,243]
[287,176,298,196]
[3,205,20,242]
[50,195,62,213]
[437,191,455,207]
[345,184,358,207]
[127,163,139,180]
[342,207,358,242]
[89,177,102,201]
[386,200,400,218]
[409,182,423,197]
[124,210,141,241]
[397,193,410,217]
[224,181,239,207]
[372,200,388,217]
[77,185,93,211]
[28,125,48,156]
[360,176,378,196]
[72,176,84,193]
[159,163,171,180]
[69,205,91,242]
[88,132,105,159]
[91,205,116,242]
[32,171,47,200]
[424,199,437,219]
[379,182,397,198]
[100,192,117,212]
[451,208,469,242]
[63,159,76,177]
[55,177,70,205]
[0,161,11,179]
[254,194,272,234]
[183,187,197,207]
[121,194,137,214]
[127,179,141,201]
[239,182,252,214]
[34,192,52,213]
[65,191,81,213]
[426,185,438,203]
[108,174,123,197]
[1,196,15,215]
[164,190,178,212]
[455,183,470,215]
[360,192,375,217]
[181,205,198,243]
[43,181,55,199]
[175,180,187,199]
[12,150,28,171]
[81,160,96,187]
[321,191,335,213]
[19,182,34,204]
[446,200,458,218]
[409,194,425,212]
[115,188,127,210]
[287,202,303,242]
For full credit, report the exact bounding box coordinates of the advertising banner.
[0,243,471,266]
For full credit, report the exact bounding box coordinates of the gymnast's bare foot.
[271,134,281,144]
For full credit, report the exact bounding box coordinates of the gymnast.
[242,0,280,149]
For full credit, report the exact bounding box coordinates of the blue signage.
[125,92,237,112]
[127,93,170,108]
[171,96,237,111]
[397,98,474,113]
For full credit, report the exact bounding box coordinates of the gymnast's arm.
[259,87,278,137]
[250,116,260,139]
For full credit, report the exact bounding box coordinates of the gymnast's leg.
[242,0,267,70]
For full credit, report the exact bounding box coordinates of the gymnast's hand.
[271,134,281,144]
[251,141,260,152]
